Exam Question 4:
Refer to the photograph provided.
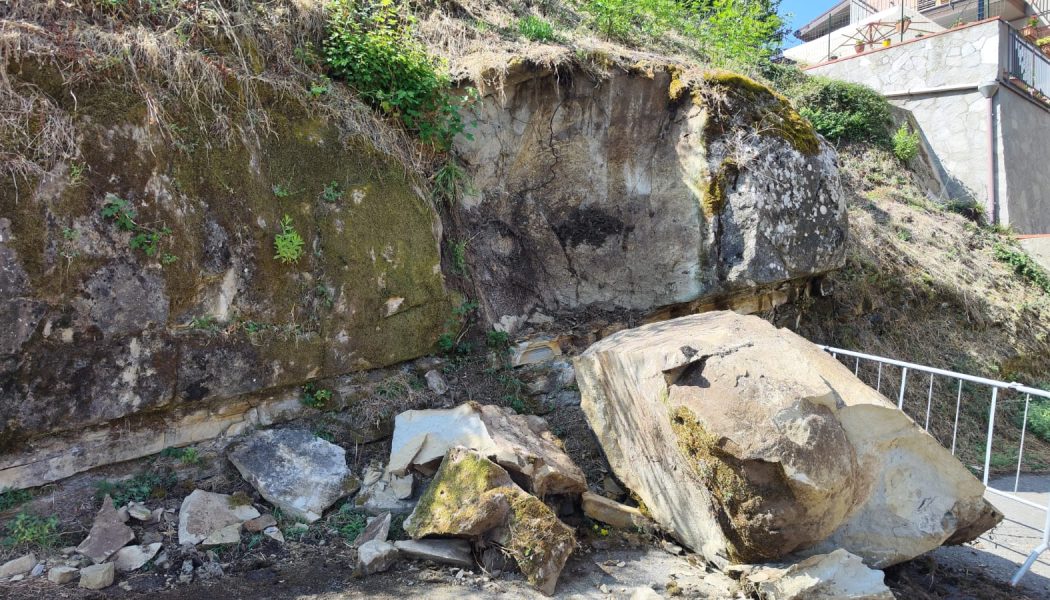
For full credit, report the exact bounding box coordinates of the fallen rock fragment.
[48,565,78,584]
[394,539,473,568]
[77,496,135,564]
[178,489,260,546]
[229,429,360,523]
[0,553,36,577]
[79,562,114,590]
[357,467,417,515]
[202,523,243,547]
[425,369,449,395]
[743,549,893,599]
[388,402,586,496]
[113,543,162,572]
[576,312,1002,567]
[126,502,152,521]
[511,337,562,367]
[263,526,285,543]
[357,540,399,576]
[582,492,654,531]
[353,512,392,547]
[406,446,575,595]
[243,514,277,532]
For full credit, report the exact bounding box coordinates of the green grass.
[0,488,32,512]
[328,504,367,541]
[995,243,1050,294]
[518,15,554,41]
[95,471,176,506]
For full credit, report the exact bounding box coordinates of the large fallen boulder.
[405,446,576,595]
[388,403,586,497]
[229,428,360,522]
[576,311,1001,567]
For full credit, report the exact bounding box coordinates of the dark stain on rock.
[553,207,632,249]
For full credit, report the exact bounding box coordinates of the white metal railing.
[820,345,1050,586]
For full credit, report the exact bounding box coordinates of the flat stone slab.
[0,553,36,577]
[357,540,399,576]
[229,429,359,523]
[76,496,135,564]
[48,566,78,584]
[394,539,474,568]
[113,543,162,572]
[178,489,260,546]
[79,563,114,590]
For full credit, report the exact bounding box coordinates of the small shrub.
[321,181,343,203]
[101,193,172,257]
[945,197,983,222]
[432,162,468,205]
[3,512,59,549]
[274,215,305,264]
[518,15,554,41]
[995,243,1050,294]
[1020,399,1050,443]
[0,488,32,512]
[792,78,893,143]
[448,239,467,275]
[892,124,920,162]
[94,471,175,506]
[101,194,137,231]
[272,183,294,198]
[301,383,333,409]
[486,330,510,350]
[160,446,201,465]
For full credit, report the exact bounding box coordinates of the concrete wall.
[999,86,1050,233]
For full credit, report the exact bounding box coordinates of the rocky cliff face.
[455,63,847,324]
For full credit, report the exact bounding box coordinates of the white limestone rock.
[177,489,260,546]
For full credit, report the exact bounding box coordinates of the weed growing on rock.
[301,383,333,409]
[161,447,201,466]
[274,215,305,264]
[94,471,176,506]
[329,504,367,541]
[432,161,469,205]
[437,299,478,355]
[101,194,173,258]
[892,124,920,162]
[321,181,344,203]
[487,330,510,350]
[2,512,59,550]
[0,488,32,512]
[518,15,555,41]
[272,183,294,198]
[448,238,468,275]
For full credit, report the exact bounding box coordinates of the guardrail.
[1007,26,1050,99]
[820,345,1050,585]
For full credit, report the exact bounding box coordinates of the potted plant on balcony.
[1038,36,1050,58]
[1024,16,1040,41]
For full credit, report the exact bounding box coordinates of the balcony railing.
[1007,26,1050,99]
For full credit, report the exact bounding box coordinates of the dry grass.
[772,144,1050,471]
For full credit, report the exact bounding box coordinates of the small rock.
[196,560,224,581]
[744,549,894,600]
[116,506,130,522]
[425,370,449,395]
[229,429,360,523]
[357,540,399,576]
[140,530,163,545]
[394,539,474,568]
[600,583,610,593]
[244,514,278,533]
[150,508,164,523]
[30,563,44,577]
[582,492,654,531]
[113,543,162,572]
[60,547,77,556]
[616,561,626,568]
[202,523,242,547]
[179,560,194,584]
[262,526,285,543]
[353,512,392,547]
[511,336,562,367]
[178,489,260,546]
[127,502,152,521]
[48,566,78,584]
[154,551,171,570]
[77,495,136,564]
[602,476,626,498]
[661,541,684,556]
[631,586,662,600]
[389,473,413,500]
[0,553,36,577]
[11,574,24,582]
[78,563,114,590]
[358,471,418,515]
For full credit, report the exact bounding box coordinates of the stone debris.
[582,492,654,531]
[353,512,392,547]
[30,563,44,577]
[405,446,575,595]
[243,514,278,532]
[202,523,243,547]
[79,562,114,590]
[76,496,135,564]
[576,312,1002,568]
[0,553,36,577]
[113,542,163,572]
[229,428,360,523]
[357,467,417,515]
[357,540,399,576]
[263,526,285,543]
[388,402,586,497]
[178,489,260,546]
[126,502,152,521]
[48,565,78,584]
[424,369,449,395]
[179,560,194,584]
[511,337,562,367]
[394,539,474,568]
[742,549,894,600]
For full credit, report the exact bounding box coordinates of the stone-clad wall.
[999,88,1050,233]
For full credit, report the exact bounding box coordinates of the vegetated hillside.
[775,143,1050,472]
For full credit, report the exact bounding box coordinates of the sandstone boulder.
[229,429,360,523]
[76,496,135,564]
[112,543,162,573]
[356,540,399,576]
[48,565,78,584]
[576,312,1001,567]
[177,490,260,546]
[388,403,586,497]
[394,539,474,568]
[78,563,114,590]
[405,446,575,595]
[742,549,893,600]
[0,553,36,577]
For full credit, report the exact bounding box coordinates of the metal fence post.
[983,387,999,486]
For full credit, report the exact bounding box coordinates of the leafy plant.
[791,78,893,143]
[437,299,477,355]
[322,181,343,203]
[995,243,1050,294]
[892,124,920,162]
[310,77,332,97]
[3,512,59,549]
[161,446,201,465]
[101,194,173,258]
[325,0,473,149]
[272,183,294,198]
[301,383,333,409]
[432,161,469,205]
[518,15,555,41]
[274,215,305,264]
[101,194,137,231]
[0,488,32,512]
[94,471,175,506]
[69,162,86,185]
[487,330,510,350]
[448,238,467,275]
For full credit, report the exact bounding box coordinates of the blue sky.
[779,0,836,47]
